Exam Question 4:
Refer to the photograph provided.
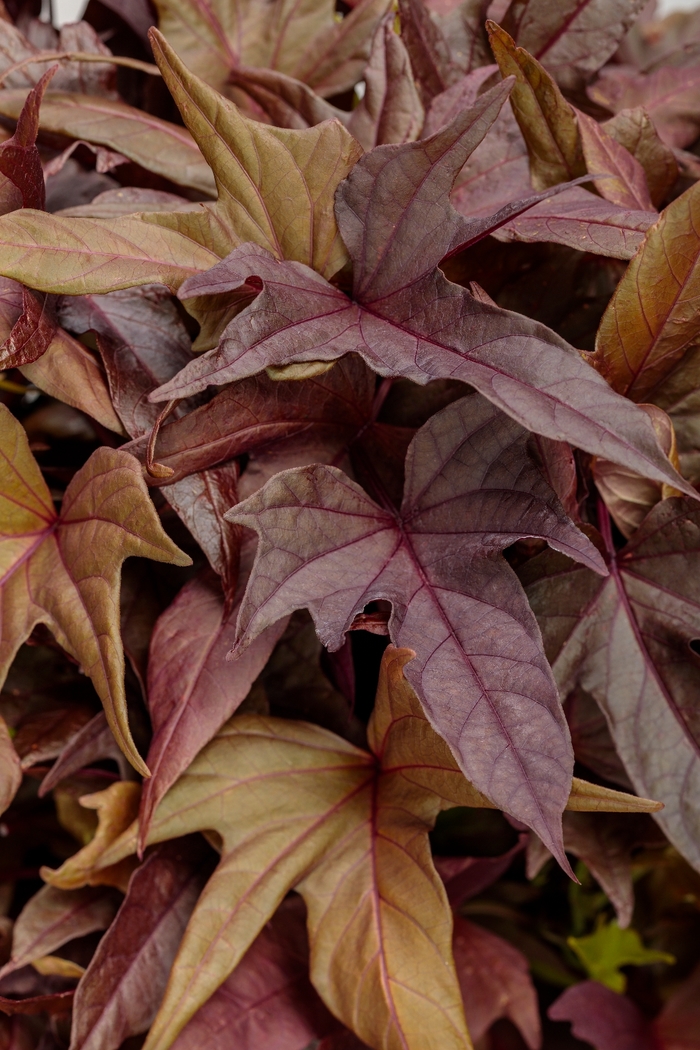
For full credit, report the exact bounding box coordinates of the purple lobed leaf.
[225,392,608,866]
[548,981,656,1050]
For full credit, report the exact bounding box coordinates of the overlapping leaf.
[49,646,656,1050]
[589,64,700,149]
[69,837,214,1050]
[169,896,338,1050]
[0,404,190,774]
[153,0,390,97]
[487,22,585,191]
[0,30,361,295]
[144,83,690,495]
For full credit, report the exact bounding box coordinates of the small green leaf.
[568,921,675,992]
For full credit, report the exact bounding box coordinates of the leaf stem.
[0,51,161,87]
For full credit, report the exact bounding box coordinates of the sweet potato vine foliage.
[4,0,700,1048]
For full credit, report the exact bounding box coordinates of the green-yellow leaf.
[0,210,217,295]
[47,648,663,1050]
[0,406,191,774]
[568,921,675,992]
[487,21,585,190]
[147,30,363,280]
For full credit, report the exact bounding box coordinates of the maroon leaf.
[434,836,527,907]
[396,0,458,101]
[548,981,656,1050]
[226,392,608,865]
[57,286,193,440]
[576,109,654,212]
[529,813,663,928]
[0,991,74,1018]
[345,16,424,149]
[124,356,376,486]
[0,66,56,211]
[655,960,700,1047]
[0,885,120,979]
[564,687,632,789]
[170,896,338,1050]
[38,712,132,797]
[69,837,215,1050]
[138,558,288,850]
[453,916,541,1049]
[450,95,532,217]
[495,186,655,259]
[589,65,700,149]
[422,65,499,139]
[150,86,693,497]
[0,289,58,371]
[500,0,648,91]
[522,498,700,870]
[91,0,155,43]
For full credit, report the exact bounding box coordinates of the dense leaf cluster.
[1,0,700,1046]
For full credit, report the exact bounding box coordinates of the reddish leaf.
[500,0,647,91]
[655,960,700,1048]
[226,392,608,863]
[170,897,337,1050]
[0,886,120,979]
[577,109,655,212]
[57,286,193,440]
[564,687,632,789]
[453,916,541,1048]
[603,107,678,208]
[396,0,458,101]
[38,712,132,798]
[548,981,656,1050]
[125,355,376,485]
[0,66,56,211]
[496,186,655,259]
[69,837,215,1050]
[345,16,424,149]
[0,278,124,436]
[0,991,74,1018]
[13,704,94,771]
[0,290,58,372]
[59,285,240,591]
